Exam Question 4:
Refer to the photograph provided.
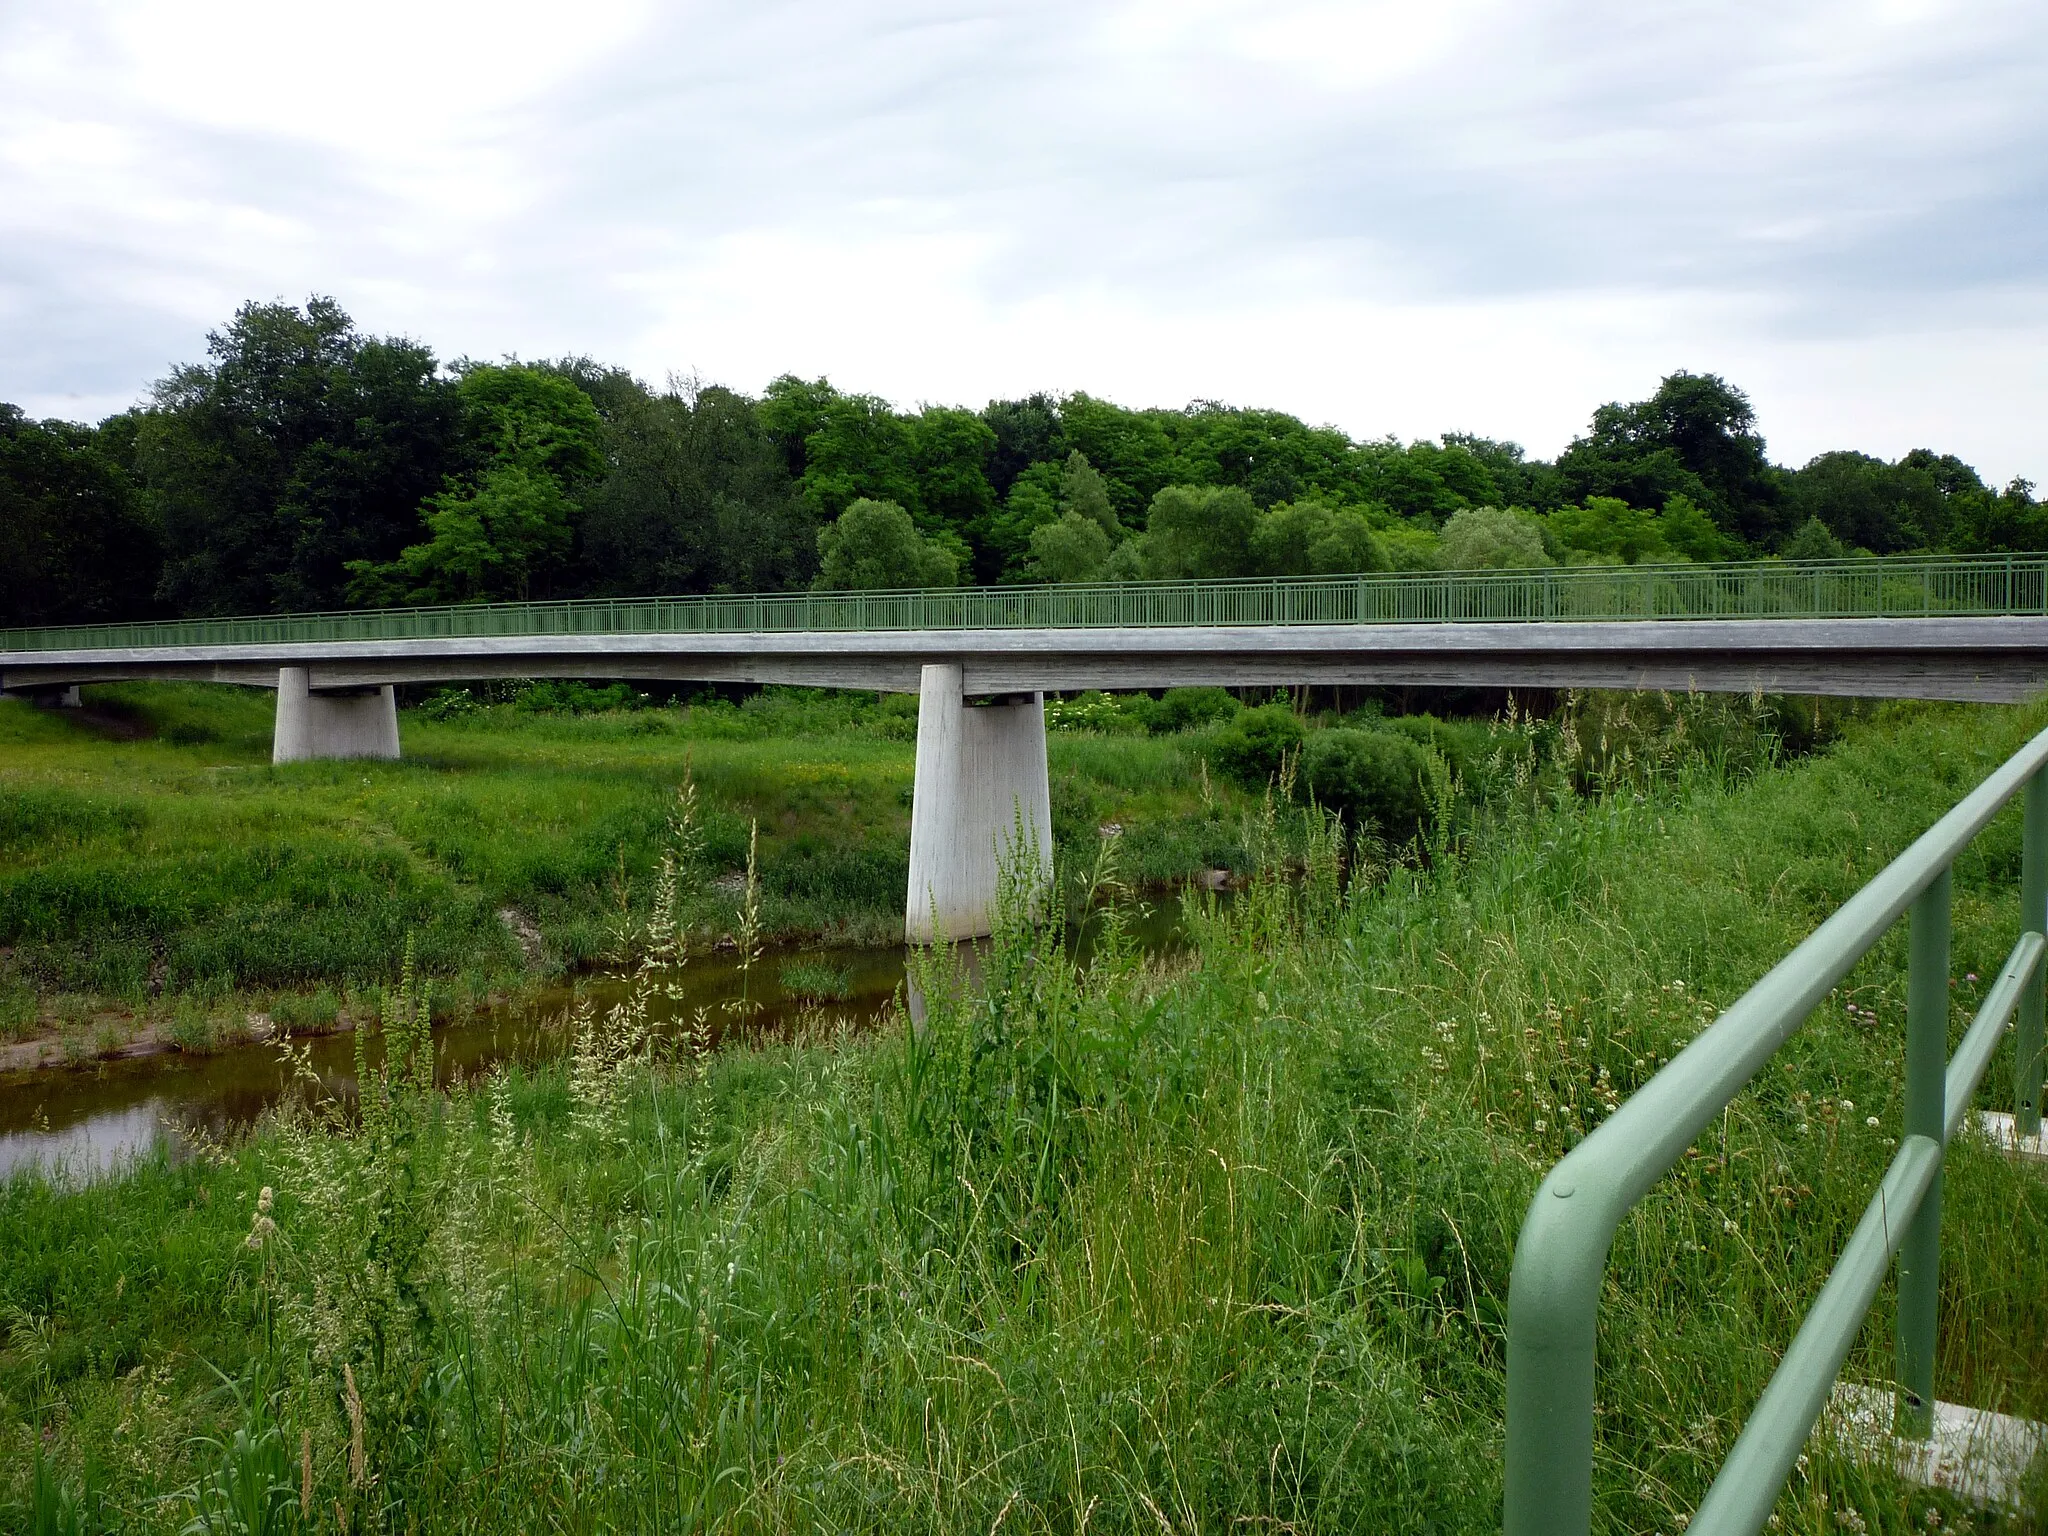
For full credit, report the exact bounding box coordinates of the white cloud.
[2,0,2044,482]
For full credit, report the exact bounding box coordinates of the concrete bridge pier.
[905,663,1053,943]
[272,666,401,764]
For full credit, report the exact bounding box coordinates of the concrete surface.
[905,664,1054,943]
[271,667,401,764]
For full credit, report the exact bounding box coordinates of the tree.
[577,375,816,595]
[1547,497,1670,564]
[1784,450,1954,554]
[1024,511,1113,583]
[909,406,998,573]
[141,297,460,615]
[346,365,602,604]
[979,394,1062,501]
[1059,451,1119,537]
[1298,728,1432,841]
[1438,505,1551,569]
[0,406,162,627]
[1249,498,1388,576]
[813,499,959,590]
[1558,372,1785,548]
[1136,484,1258,579]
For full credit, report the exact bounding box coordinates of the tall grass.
[6,701,2048,1532]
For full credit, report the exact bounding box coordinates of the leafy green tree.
[979,394,1062,500]
[1438,505,1552,569]
[1781,517,1847,561]
[1658,494,1729,561]
[1784,450,1950,554]
[350,465,576,603]
[1209,704,1304,786]
[813,498,959,589]
[1136,484,1258,579]
[1059,451,1119,537]
[1547,497,1670,564]
[1025,511,1113,583]
[347,365,602,603]
[1559,372,1785,548]
[140,297,461,615]
[760,376,924,524]
[1298,728,1433,841]
[0,406,162,627]
[1249,498,1388,575]
[577,376,815,594]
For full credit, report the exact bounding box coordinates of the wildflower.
[1534,1119,1547,1132]
[1866,1116,1880,1128]
[244,1186,278,1251]
[1840,1099,1855,1112]
[1966,972,1978,983]
[1723,1218,1739,1235]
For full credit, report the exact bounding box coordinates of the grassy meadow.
[4,691,2048,1532]
[0,683,1262,1062]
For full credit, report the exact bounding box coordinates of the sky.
[2,0,2045,483]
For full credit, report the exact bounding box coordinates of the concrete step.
[1825,1381,2044,1507]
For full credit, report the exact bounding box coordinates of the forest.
[3,294,2043,630]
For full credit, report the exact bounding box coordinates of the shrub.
[1297,728,1432,841]
[1208,705,1304,787]
[1148,686,1240,734]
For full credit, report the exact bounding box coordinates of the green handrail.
[1503,725,2048,1535]
[3,553,2045,655]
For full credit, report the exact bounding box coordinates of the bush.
[1147,686,1240,735]
[1297,728,1433,841]
[1208,705,1304,787]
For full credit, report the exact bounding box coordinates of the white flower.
[1866,1116,1880,1128]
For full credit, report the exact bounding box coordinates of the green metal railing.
[1504,725,2048,1535]
[4,554,2046,654]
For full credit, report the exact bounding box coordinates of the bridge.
[8,554,2048,940]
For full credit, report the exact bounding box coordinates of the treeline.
[3,295,2043,629]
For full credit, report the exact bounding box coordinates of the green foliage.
[1136,483,1258,578]
[1783,516,1849,561]
[0,406,160,630]
[813,498,960,590]
[578,378,815,595]
[1023,509,1113,583]
[1296,727,1433,840]
[1147,685,1240,733]
[1249,496,1389,575]
[346,366,604,604]
[1438,504,1552,569]
[141,296,462,615]
[1208,702,1304,785]
[1558,369,1787,548]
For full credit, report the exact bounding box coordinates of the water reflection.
[0,897,1195,1185]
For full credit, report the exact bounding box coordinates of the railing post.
[1896,866,1951,1438]
[2019,769,2048,1135]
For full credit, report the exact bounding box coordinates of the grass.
[0,683,1267,1056]
[3,698,2046,1532]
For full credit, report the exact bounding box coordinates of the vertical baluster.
[1896,867,1951,1438]
[2019,770,2048,1135]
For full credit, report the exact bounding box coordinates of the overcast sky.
[3,1,2044,481]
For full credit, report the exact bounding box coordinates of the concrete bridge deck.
[9,615,2048,702]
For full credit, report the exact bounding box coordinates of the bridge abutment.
[905,663,1053,943]
[272,667,401,764]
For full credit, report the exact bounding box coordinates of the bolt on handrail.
[1504,724,2048,1536]
[2,552,2045,654]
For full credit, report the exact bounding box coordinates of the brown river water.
[0,900,1193,1185]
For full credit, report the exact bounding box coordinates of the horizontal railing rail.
[1504,727,2048,1535]
[4,553,2047,654]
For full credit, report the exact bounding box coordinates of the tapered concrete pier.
[905,663,1053,943]
[272,667,400,764]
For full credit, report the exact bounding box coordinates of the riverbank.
[0,682,1267,1072]
[5,699,2043,1532]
